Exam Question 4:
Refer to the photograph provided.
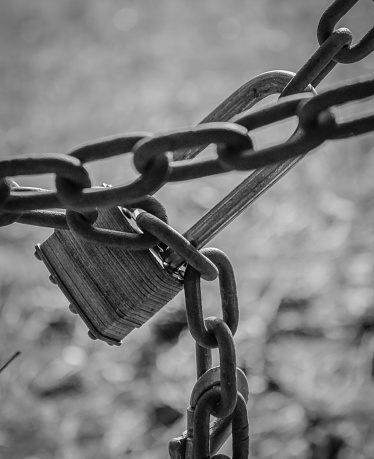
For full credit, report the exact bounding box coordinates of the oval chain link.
[136,212,219,281]
[66,195,169,250]
[0,154,91,212]
[193,388,249,459]
[184,248,239,348]
[317,0,374,63]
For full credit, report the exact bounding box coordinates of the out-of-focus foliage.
[1,1,374,458]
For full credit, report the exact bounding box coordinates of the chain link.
[300,75,374,139]
[0,154,90,213]
[193,389,249,459]
[133,123,253,178]
[135,213,219,281]
[317,0,374,64]
[66,195,168,250]
[281,28,352,97]
[184,249,238,347]
[202,318,237,419]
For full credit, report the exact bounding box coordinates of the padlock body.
[37,207,183,345]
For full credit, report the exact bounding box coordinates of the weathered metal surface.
[36,206,183,345]
[317,0,374,63]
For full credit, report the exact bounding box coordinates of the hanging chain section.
[169,249,250,459]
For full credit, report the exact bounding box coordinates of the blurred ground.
[1,1,374,458]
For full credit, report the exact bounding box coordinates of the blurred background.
[1,1,374,458]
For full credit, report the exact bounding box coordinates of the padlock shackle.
[165,69,315,270]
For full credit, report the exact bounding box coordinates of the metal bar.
[184,158,301,250]
[172,70,299,161]
[165,70,314,269]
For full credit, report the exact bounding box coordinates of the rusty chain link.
[66,195,168,251]
[193,389,249,459]
[135,212,219,281]
[184,249,239,348]
[317,0,374,64]
[169,248,246,458]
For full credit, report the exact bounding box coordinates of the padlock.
[36,205,184,345]
[36,70,306,345]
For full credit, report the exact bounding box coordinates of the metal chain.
[169,249,249,459]
[1,76,373,234]
[0,0,373,244]
[1,1,374,458]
